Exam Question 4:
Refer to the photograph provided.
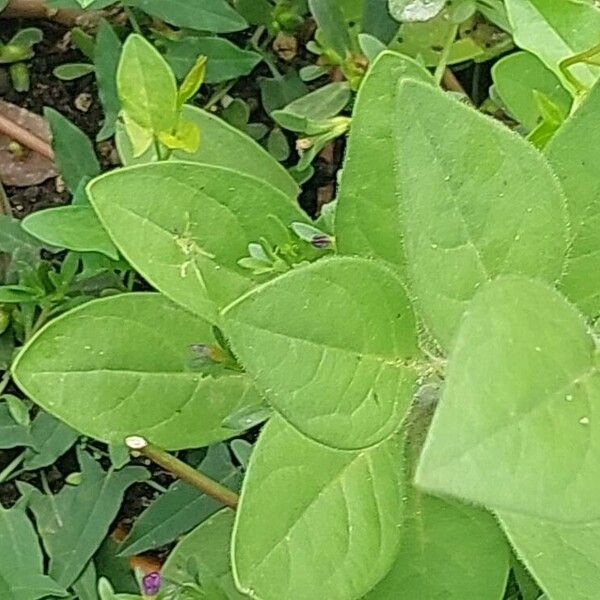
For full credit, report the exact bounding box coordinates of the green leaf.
[259,70,309,115]
[396,80,568,349]
[232,416,404,600]
[417,276,600,522]
[21,449,148,588]
[87,163,308,322]
[500,512,600,600]
[335,52,433,277]
[492,51,572,131]
[0,505,66,600]
[366,389,510,599]
[44,107,100,194]
[272,81,351,132]
[127,0,248,33]
[94,19,122,141]
[22,410,79,470]
[0,403,34,449]
[158,119,200,153]
[164,36,261,84]
[22,206,119,260]
[223,256,419,449]
[13,293,263,450]
[308,0,353,57]
[117,34,178,137]
[178,55,206,106]
[116,105,299,198]
[505,0,600,93]
[546,79,600,318]
[118,444,242,556]
[53,63,95,80]
[162,509,245,598]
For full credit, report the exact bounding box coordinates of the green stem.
[204,80,237,111]
[126,436,239,509]
[434,24,459,85]
[27,306,50,341]
[124,6,143,35]
[0,451,26,484]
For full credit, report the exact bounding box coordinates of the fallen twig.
[442,67,474,105]
[1,0,88,25]
[0,112,54,160]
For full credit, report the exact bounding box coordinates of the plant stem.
[0,370,12,397]
[434,24,459,85]
[126,436,239,509]
[0,450,26,483]
[27,306,50,340]
[124,5,142,35]
[204,80,237,111]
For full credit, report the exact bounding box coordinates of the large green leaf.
[13,293,263,450]
[233,416,404,600]
[88,162,307,322]
[335,51,433,277]
[20,449,147,589]
[500,512,600,599]
[163,509,244,599]
[546,79,600,318]
[0,506,65,600]
[397,80,568,349]
[505,0,600,92]
[367,389,510,599]
[416,277,600,522]
[223,256,420,450]
[492,51,572,131]
[127,0,248,33]
[115,104,298,198]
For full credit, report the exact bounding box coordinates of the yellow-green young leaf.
[416,277,600,523]
[178,55,207,107]
[116,104,299,199]
[492,51,572,132]
[117,34,178,136]
[162,509,245,599]
[122,112,154,158]
[158,120,200,153]
[505,0,600,93]
[500,512,600,600]
[367,390,510,600]
[233,417,404,600]
[335,51,433,276]
[396,80,568,349]
[546,79,600,319]
[223,256,420,450]
[87,162,309,323]
[12,293,263,450]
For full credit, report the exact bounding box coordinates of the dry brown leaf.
[0,100,57,187]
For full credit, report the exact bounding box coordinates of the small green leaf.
[0,505,66,600]
[117,34,178,139]
[22,206,119,260]
[233,416,404,600]
[396,79,568,348]
[53,63,95,80]
[417,277,600,522]
[505,0,600,93]
[158,119,200,153]
[492,51,572,131]
[21,449,148,588]
[44,107,100,194]
[163,509,245,599]
[389,0,446,22]
[165,36,261,84]
[0,403,34,449]
[223,256,419,450]
[88,163,308,322]
[308,0,353,58]
[13,294,263,450]
[178,55,207,106]
[126,0,248,33]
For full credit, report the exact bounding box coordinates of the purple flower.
[142,571,162,596]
